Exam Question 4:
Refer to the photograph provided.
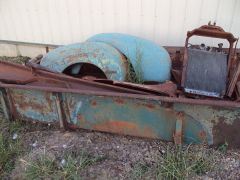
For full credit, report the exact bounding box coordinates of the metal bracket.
[173,112,184,145]
[54,92,65,129]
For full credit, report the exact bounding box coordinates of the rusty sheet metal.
[40,42,128,81]
[173,112,184,144]
[93,79,177,97]
[61,93,209,144]
[227,59,240,97]
[3,85,240,147]
[0,61,240,148]
[7,88,59,123]
[174,103,240,148]
[0,61,152,95]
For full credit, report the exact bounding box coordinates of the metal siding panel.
[194,0,218,46]
[0,0,239,47]
[0,0,16,41]
[213,0,237,47]
[8,0,19,41]
[114,0,128,33]
[101,0,116,33]
[154,0,172,45]
[90,0,103,36]
[229,0,240,38]
[141,0,155,40]
[200,0,219,23]
[29,0,45,43]
[46,0,60,44]
[16,0,34,42]
[168,0,188,45]
[57,0,73,44]
[78,0,93,41]
[64,0,80,44]
[216,0,235,28]
[0,1,6,39]
[128,0,141,36]
[182,0,203,44]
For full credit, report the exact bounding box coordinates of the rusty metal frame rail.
[1,61,240,148]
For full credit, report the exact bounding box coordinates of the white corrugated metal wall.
[0,0,240,47]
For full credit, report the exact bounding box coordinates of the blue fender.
[88,33,171,82]
[40,42,128,81]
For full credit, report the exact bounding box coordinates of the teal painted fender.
[40,42,128,81]
[88,33,171,82]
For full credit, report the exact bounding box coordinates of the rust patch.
[92,53,97,58]
[143,127,158,138]
[66,53,88,63]
[78,114,87,125]
[198,130,207,141]
[93,120,156,138]
[173,112,184,145]
[146,103,155,109]
[91,101,97,106]
[93,120,138,132]
[114,98,125,104]
[11,90,54,114]
[213,118,240,148]
[161,102,173,108]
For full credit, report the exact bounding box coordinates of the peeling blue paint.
[40,42,128,81]
[88,33,171,82]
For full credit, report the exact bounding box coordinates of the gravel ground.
[8,128,240,179]
[0,56,240,179]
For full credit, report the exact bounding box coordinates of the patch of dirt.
[10,130,167,179]
[8,129,240,179]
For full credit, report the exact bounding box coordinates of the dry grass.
[23,149,105,180]
[0,118,25,178]
[156,145,217,179]
[129,145,220,180]
[127,46,144,84]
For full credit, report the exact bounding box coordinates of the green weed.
[0,126,24,177]
[127,45,144,84]
[129,163,149,180]
[156,145,215,180]
[24,150,105,180]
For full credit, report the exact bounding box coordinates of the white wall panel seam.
[153,0,158,43]
[215,0,221,23]
[166,0,173,45]
[229,0,237,32]
[197,0,204,26]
